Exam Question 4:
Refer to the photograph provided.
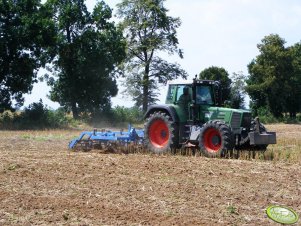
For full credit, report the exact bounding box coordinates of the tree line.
[1,0,301,120]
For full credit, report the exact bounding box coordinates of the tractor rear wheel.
[199,121,234,158]
[144,112,178,153]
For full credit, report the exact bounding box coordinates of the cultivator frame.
[69,125,144,151]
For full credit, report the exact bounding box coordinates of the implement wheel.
[144,112,178,153]
[199,120,234,157]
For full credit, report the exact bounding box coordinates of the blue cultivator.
[69,125,144,151]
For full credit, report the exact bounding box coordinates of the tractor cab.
[166,79,219,123]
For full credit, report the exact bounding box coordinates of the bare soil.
[0,127,300,225]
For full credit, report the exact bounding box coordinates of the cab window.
[176,85,185,102]
[176,85,192,102]
[196,86,213,105]
[166,85,176,103]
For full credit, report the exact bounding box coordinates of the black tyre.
[199,120,234,158]
[239,120,268,150]
[144,112,178,153]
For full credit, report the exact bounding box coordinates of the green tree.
[117,0,188,112]
[0,0,56,111]
[229,72,246,109]
[247,34,294,118]
[47,0,126,118]
[199,66,232,105]
[287,42,301,118]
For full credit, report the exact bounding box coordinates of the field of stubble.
[0,124,300,225]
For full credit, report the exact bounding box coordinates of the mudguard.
[144,105,179,122]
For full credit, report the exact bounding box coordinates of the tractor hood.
[206,106,252,129]
[208,106,251,114]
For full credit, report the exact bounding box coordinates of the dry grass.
[0,124,300,225]
[259,124,301,163]
[1,123,300,163]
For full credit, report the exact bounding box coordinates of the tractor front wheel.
[144,112,178,153]
[199,121,234,158]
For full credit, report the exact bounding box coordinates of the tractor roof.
[168,79,218,85]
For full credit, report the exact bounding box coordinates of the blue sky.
[24,0,301,109]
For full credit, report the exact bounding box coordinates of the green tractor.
[144,78,276,157]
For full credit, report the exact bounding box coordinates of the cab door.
[174,85,192,122]
[195,85,215,123]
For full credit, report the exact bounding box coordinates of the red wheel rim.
[203,128,222,153]
[149,119,169,148]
